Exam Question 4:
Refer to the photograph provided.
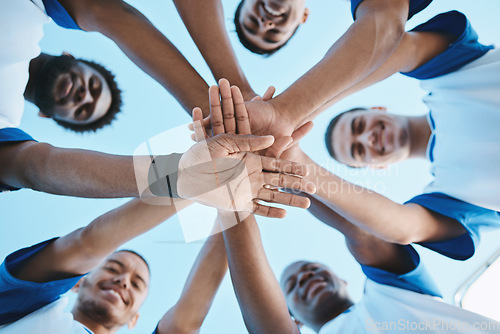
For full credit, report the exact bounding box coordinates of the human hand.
[178,81,316,218]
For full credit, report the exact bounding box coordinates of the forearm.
[0,142,140,197]
[304,31,455,122]
[159,229,227,333]
[272,4,406,125]
[221,213,299,334]
[13,197,191,282]
[71,0,210,114]
[173,0,254,99]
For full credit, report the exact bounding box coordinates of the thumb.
[265,136,293,158]
[220,134,275,153]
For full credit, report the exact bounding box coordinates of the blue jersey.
[41,0,81,30]
[0,128,35,192]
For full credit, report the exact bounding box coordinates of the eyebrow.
[107,259,147,287]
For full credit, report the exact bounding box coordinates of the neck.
[407,115,432,160]
[24,53,53,104]
[312,299,354,333]
[72,307,118,334]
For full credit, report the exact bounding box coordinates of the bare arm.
[221,212,300,334]
[173,0,255,100]
[307,195,415,274]
[295,149,466,246]
[0,141,140,197]
[59,0,210,115]
[11,197,192,282]
[270,0,409,126]
[157,226,227,334]
[304,30,456,122]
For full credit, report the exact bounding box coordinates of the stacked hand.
[179,79,316,218]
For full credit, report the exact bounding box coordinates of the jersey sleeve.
[0,238,84,325]
[402,11,494,79]
[406,192,500,260]
[351,0,432,20]
[41,0,81,30]
[360,245,442,297]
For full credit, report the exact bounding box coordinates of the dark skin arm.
[59,0,210,115]
[12,197,191,282]
[307,195,415,274]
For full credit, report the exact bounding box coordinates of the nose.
[260,17,276,29]
[113,275,130,289]
[297,271,314,287]
[357,129,376,148]
[74,85,93,105]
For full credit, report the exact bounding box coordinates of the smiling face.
[73,251,150,328]
[34,55,112,125]
[328,109,411,167]
[280,261,351,328]
[236,0,309,53]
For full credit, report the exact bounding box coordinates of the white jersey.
[0,297,90,334]
[0,0,48,129]
[319,280,499,333]
[421,48,500,212]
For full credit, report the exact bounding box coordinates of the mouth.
[262,1,286,17]
[101,287,128,306]
[303,276,327,301]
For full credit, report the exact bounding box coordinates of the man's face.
[238,0,309,52]
[280,261,350,326]
[74,252,150,328]
[34,55,111,125]
[329,109,411,167]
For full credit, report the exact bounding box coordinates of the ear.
[370,164,387,170]
[71,277,85,293]
[127,313,139,329]
[371,106,387,112]
[37,111,51,119]
[341,279,349,287]
[62,51,74,59]
[293,317,304,328]
[301,8,310,24]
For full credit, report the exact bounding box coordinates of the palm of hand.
[245,100,293,139]
[177,136,262,212]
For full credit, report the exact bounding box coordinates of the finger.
[251,95,262,101]
[260,156,308,176]
[219,79,237,134]
[192,108,207,141]
[209,85,224,136]
[264,136,293,158]
[231,86,251,135]
[256,188,311,209]
[221,134,275,153]
[291,121,314,142]
[262,86,276,101]
[252,202,287,218]
[263,172,316,194]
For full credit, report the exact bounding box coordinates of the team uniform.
[318,246,500,333]
[0,239,159,334]
[399,11,500,261]
[0,0,80,192]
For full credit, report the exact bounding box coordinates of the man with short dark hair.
[22,53,122,133]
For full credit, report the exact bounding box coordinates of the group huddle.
[1,0,500,333]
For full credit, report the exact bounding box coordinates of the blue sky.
[1,0,500,333]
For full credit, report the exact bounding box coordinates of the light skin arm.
[11,197,192,283]
[157,225,227,334]
[59,0,210,115]
[173,0,256,100]
[287,147,466,246]
[220,212,300,334]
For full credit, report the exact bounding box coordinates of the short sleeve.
[406,192,500,260]
[361,245,442,297]
[0,128,36,192]
[351,0,432,20]
[41,0,81,30]
[0,238,85,325]
[402,11,494,79]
